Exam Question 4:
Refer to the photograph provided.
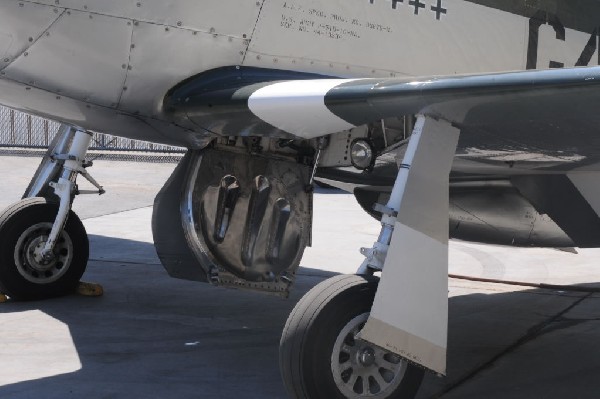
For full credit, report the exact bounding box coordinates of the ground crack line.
[432,292,593,398]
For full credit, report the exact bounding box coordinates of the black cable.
[449,273,600,293]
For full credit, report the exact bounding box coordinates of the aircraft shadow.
[1,235,600,398]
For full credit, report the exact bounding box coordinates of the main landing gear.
[0,198,88,300]
[280,275,424,399]
[279,116,460,398]
[0,126,103,300]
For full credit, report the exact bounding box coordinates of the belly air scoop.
[152,147,312,297]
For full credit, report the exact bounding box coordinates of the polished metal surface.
[23,124,74,199]
[0,0,597,156]
[0,0,256,148]
[152,144,314,295]
[180,147,312,295]
[37,129,94,259]
[350,139,375,171]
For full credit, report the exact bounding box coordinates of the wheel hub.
[331,313,408,397]
[358,347,376,367]
[29,237,53,266]
[14,223,73,284]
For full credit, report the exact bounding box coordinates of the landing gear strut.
[280,116,460,398]
[0,127,102,300]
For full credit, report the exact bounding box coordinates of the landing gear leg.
[0,127,104,300]
[360,116,459,375]
[279,116,460,397]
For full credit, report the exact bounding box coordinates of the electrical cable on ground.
[449,273,600,293]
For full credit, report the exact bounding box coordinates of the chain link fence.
[0,106,185,162]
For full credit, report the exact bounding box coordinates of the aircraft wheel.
[0,198,89,300]
[280,274,424,398]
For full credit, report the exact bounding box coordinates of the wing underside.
[167,66,600,162]
[166,65,600,248]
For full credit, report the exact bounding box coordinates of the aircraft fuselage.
[0,0,597,149]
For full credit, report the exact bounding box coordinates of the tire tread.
[0,198,88,300]
[280,274,378,398]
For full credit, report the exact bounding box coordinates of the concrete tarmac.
[1,155,600,398]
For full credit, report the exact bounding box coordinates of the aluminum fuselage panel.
[0,0,598,163]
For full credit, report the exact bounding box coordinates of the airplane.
[1,0,599,397]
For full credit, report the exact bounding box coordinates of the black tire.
[280,274,424,398]
[0,198,89,300]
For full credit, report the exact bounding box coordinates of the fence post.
[44,119,49,146]
[27,114,32,146]
[10,109,15,145]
